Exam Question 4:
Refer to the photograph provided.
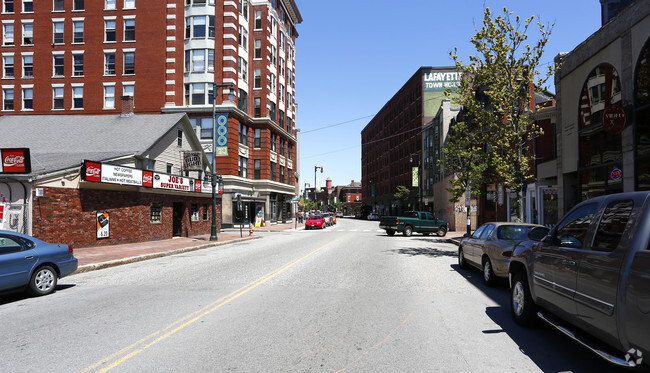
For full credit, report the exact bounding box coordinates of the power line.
[299,115,374,134]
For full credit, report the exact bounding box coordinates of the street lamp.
[209,83,234,241]
[314,166,323,210]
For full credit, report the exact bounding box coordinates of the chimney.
[120,95,134,117]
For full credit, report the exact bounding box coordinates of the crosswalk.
[300,228,383,233]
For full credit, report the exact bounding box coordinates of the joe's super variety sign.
[82,160,214,194]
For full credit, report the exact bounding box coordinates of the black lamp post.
[209,83,234,241]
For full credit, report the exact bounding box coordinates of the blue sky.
[294,0,602,192]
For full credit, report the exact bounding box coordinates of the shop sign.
[153,174,192,191]
[603,105,626,134]
[0,148,31,174]
[0,203,5,229]
[610,168,622,180]
[183,151,203,171]
[101,164,142,186]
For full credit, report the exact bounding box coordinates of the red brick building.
[0,0,302,227]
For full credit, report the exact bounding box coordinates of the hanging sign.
[215,113,229,156]
[183,151,203,171]
[0,148,31,174]
[412,167,419,187]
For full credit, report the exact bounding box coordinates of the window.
[2,88,13,110]
[104,52,115,75]
[239,0,248,19]
[23,0,32,12]
[254,97,261,117]
[3,22,14,46]
[279,57,284,76]
[191,49,205,72]
[3,0,13,13]
[239,156,248,178]
[150,203,162,224]
[23,88,34,110]
[22,22,33,45]
[166,163,173,173]
[105,19,116,42]
[53,54,64,77]
[554,203,598,248]
[270,45,276,65]
[72,86,83,109]
[279,138,285,156]
[208,49,214,72]
[193,16,205,38]
[270,132,277,152]
[269,101,276,122]
[239,25,247,50]
[177,129,182,147]
[3,55,13,78]
[105,0,116,10]
[124,0,135,9]
[239,123,248,145]
[288,143,292,160]
[123,83,134,106]
[51,86,63,109]
[270,162,276,181]
[238,57,247,81]
[279,84,284,102]
[254,10,262,30]
[191,204,199,222]
[270,73,276,92]
[73,0,83,11]
[254,39,261,59]
[254,128,261,148]
[280,166,284,183]
[199,117,212,139]
[22,54,33,77]
[53,22,63,44]
[202,203,208,221]
[254,159,261,179]
[73,21,84,43]
[124,51,135,74]
[287,69,292,86]
[592,200,633,251]
[104,84,115,108]
[253,68,261,88]
[53,0,64,11]
[238,89,247,112]
[124,19,135,41]
[73,53,84,76]
[209,15,214,37]
[189,83,205,105]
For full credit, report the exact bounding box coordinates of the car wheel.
[483,258,497,286]
[437,226,447,237]
[458,247,469,269]
[386,229,395,236]
[510,271,538,326]
[29,265,57,296]
[403,226,413,237]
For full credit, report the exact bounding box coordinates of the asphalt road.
[0,218,644,372]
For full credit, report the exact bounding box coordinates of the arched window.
[635,38,650,190]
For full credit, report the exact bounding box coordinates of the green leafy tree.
[446,6,557,220]
[393,185,416,211]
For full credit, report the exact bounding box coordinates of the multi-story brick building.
[0,0,301,227]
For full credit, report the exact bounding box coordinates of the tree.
[393,185,416,211]
[446,6,557,221]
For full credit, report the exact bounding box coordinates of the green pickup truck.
[379,211,448,237]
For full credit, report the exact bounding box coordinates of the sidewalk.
[73,221,465,274]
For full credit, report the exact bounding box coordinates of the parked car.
[508,192,650,367]
[367,212,380,221]
[305,215,326,230]
[379,211,447,237]
[0,230,78,296]
[323,212,334,226]
[330,213,337,225]
[458,222,548,286]
[336,211,343,217]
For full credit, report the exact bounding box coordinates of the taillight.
[68,245,74,254]
[396,218,400,225]
[502,251,512,257]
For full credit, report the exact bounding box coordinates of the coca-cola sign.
[83,161,102,182]
[0,148,31,174]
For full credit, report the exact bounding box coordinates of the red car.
[305,214,326,229]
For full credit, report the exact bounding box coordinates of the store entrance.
[172,202,183,237]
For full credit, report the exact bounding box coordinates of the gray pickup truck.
[379,211,447,237]
[508,191,650,367]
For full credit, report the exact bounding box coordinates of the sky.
[294,0,602,192]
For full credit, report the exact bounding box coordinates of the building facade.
[361,67,460,217]
[0,0,301,228]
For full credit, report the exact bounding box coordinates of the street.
[0,218,638,372]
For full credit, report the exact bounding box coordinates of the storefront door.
[172,202,183,237]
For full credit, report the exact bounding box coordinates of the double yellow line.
[82,237,342,373]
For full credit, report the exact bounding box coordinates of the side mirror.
[528,226,550,241]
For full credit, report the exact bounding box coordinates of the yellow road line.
[81,236,343,373]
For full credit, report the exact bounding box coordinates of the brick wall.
[32,187,219,248]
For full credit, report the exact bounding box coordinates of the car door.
[424,212,437,233]
[463,224,488,267]
[533,202,599,319]
[575,198,634,346]
[0,234,36,291]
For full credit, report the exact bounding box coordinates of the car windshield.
[497,225,534,241]
[311,215,322,220]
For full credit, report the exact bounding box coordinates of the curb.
[74,235,261,274]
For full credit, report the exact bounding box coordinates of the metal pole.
[314,166,322,211]
[210,84,219,241]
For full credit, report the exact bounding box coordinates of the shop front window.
[636,38,650,190]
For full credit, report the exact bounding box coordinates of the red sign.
[142,170,153,188]
[84,161,102,182]
[194,179,202,193]
[603,105,626,134]
[0,148,31,174]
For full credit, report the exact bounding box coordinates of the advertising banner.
[215,113,229,156]
[412,167,419,187]
[101,164,143,186]
[0,148,31,174]
[153,174,193,192]
[422,69,461,117]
